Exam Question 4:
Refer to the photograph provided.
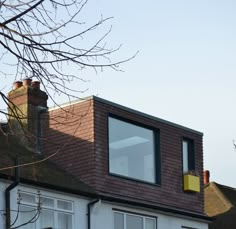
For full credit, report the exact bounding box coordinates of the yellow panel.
[184,174,200,192]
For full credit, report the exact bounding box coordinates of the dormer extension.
[43,96,205,217]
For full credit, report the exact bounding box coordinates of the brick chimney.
[204,170,210,185]
[8,79,48,150]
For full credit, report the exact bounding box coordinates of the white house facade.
[0,181,209,229]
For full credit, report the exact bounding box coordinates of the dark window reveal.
[108,115,160,184]
[182,138,195,173]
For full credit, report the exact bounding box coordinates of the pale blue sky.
[1,1,236,186]
[86,0,236,187]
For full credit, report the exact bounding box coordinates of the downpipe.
[5,158,20,229]
[87,198,100,229]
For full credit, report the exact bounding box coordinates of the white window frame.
[17,191,74,229]
[113,210,157,229]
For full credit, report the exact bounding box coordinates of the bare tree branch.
[0,0,135,106]
[2,0,45,26]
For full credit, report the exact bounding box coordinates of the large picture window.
[108,115,159,184]
[17,191,73,229]
[114,211,156,229]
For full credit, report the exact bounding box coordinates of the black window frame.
[107,113,161,185]
[182,226,199,229]
[182,137,195,173]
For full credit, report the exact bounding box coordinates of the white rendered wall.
[0,181,90,229]
[91,201,209,229]
[0,181,8,229]
[0,180,208,229]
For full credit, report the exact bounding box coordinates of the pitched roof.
[205,182,233,217]
[216,183,236,206]
[205,182,236,229]
[209,208,236,229]
[0,131,96,197]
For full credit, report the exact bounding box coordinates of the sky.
[1,0,236,186]
[86,0,236,187]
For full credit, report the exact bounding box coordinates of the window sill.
[109,172,161,187]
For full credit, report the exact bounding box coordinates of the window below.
[108,115,160,184]
[114,211,156,229]
[182,226,199,229]
[17,191,73,229]
[182,138,195,173]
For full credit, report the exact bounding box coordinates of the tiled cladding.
[43,97,204,214]
[42,99,96,187]
[93,99,204,214]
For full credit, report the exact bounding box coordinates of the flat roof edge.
[48,95,203,136]
[92,96,203,136]
[48,96,93,111]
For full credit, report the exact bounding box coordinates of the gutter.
[5,158,20,229]
[98,195,212,223]
[87,198,100,229]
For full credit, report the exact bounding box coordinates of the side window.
[114,211,156,229]
[182,138,195,173]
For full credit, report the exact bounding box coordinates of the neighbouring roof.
[209,208,236,229]
[205,182,236,229]
[216,183,236,206]
[0,130,96,197]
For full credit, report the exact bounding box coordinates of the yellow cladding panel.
[184,174,200,192]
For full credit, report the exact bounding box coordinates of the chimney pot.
[31,81,40,90]
[13,81,23,90]
[23,78,32,87]
[204,170,210,185]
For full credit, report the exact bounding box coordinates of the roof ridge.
[216,182,236,191]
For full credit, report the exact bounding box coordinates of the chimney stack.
[204,170,210,185]
[8,79,48,150]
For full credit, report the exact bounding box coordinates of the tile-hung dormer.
[43,96,205,216]
[93,96,204,212]
[8,79,48,151]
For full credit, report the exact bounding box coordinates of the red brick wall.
[43,99,96,187]
[93,99,204,214]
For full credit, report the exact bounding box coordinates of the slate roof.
[205,182,236,229]
[0,129,96,197]
[217,183,236,206]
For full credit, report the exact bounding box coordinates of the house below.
[0,79,211,229]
